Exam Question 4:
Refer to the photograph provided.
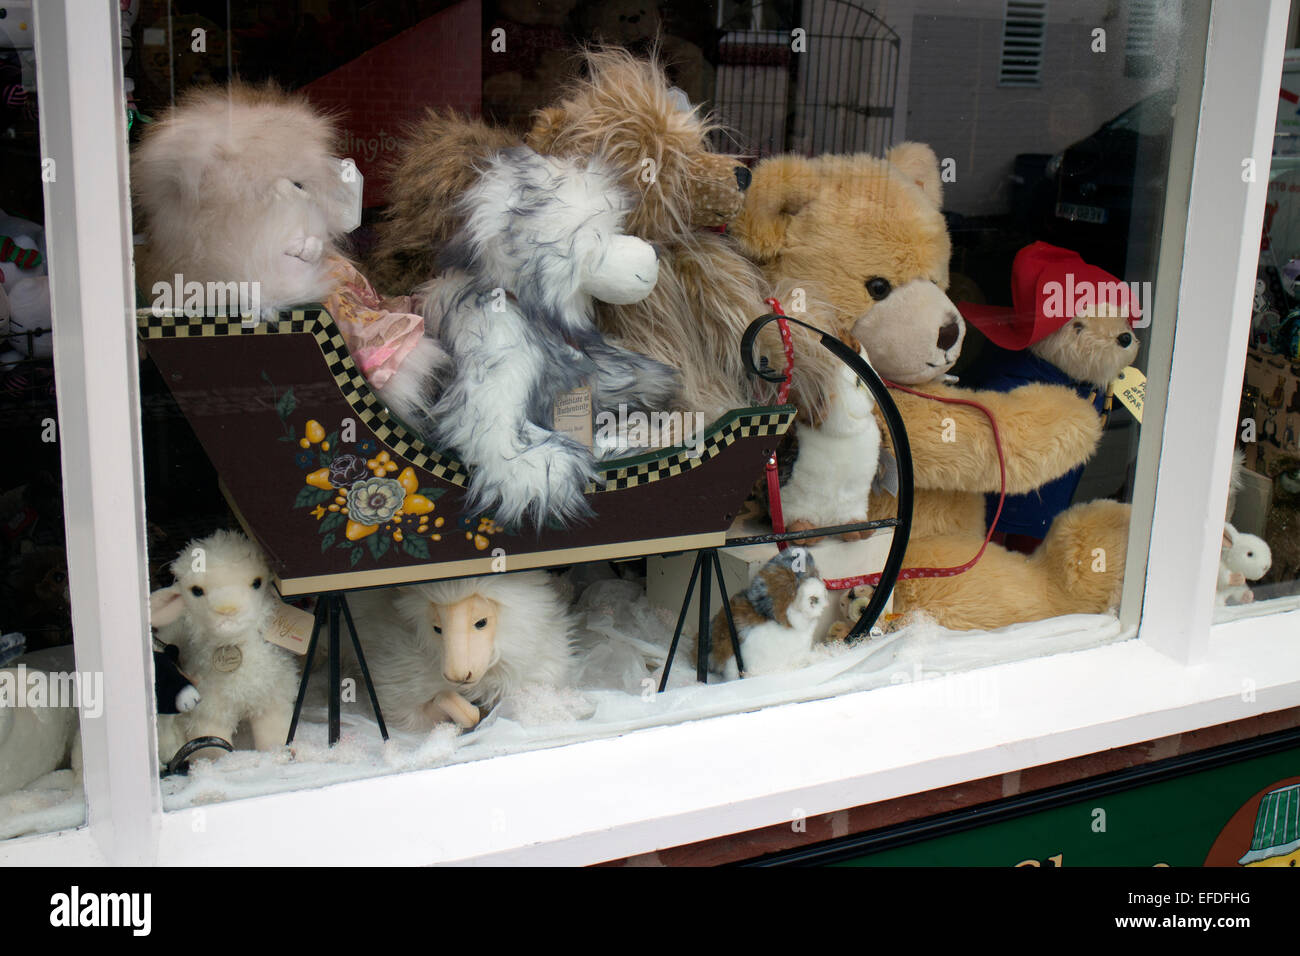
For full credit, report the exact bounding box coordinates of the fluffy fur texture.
[894,499,1131,630]
[525,49,840,426]
[346,571,576,731]
[388,147,679,528]
[708,547,828,677]
[152,530,299,756]
[132,82,352,314]
[781,352,881,543]
[733,148,1108,567]
[732,145,1126,629]
[1030,307,1139,390]
[366,109,521,296]
[733,147,964,386]
[0,659,79,797]
[1217,522,1272,606]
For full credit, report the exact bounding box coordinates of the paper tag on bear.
[1113,366,1146,423]
[265,589,314,655]
[553,384,593,449]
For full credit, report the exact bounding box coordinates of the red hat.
[957,242,1138,351]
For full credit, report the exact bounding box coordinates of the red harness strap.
[822,383,1007,591]
[759,298,1007,587]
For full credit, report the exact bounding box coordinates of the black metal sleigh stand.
[659,314,916,688]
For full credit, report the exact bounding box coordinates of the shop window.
[8,0,1298,864]
[1217,50,1300,620]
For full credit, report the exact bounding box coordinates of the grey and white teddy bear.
[379,146,680,529]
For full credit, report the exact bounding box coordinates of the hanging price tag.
[1113,366,1146,423]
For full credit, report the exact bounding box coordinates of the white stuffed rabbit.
[1217,523,1272,606]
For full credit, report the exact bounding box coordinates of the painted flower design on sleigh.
[347,477,404,525]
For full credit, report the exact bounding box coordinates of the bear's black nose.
[734,166,752,191]
[1117,332,1133,347]
[937,317,960,352]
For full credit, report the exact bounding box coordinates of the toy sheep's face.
[732,148,962,384]
[425,593,499,686]
[172,560,272,639]
[153,532,274,639]
[1031,307,1139,389]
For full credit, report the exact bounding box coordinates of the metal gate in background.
[710,0,900,158]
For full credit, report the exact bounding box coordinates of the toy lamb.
[380,146,679,529]
[346,570,575,731]
[708,548,828,679]
[151,530,300,761]
[1217,523,1272,606]
[131,82,354,317]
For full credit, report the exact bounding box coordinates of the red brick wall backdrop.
[302,0,482,208]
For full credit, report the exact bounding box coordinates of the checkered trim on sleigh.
[586,410,793,493]
[137,308,793,495]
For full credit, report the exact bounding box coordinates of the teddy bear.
[384,146,679,528]
[892,499,1131,631]
[131,81,356,317]
[730,149,1124,629]
[519,49,847,430]
[367,48,846,445]
[959,242,1140,549]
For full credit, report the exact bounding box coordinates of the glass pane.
[1217,47,1300,620]
[0,10,86,840]
[124,0,1199,810]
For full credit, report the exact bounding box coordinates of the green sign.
[757,730,1300,867]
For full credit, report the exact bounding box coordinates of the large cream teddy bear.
[731,148,1128,629]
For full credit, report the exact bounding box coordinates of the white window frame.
[2,0,1297,866]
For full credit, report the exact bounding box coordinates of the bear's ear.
[525,107,567,154]
[887,142,944,208]
[732,156,819,263]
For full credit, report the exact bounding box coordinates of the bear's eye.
[475,618,489,629]
[1073,322,1085,333]
[190,586,204,597]
[432,625,442,635]
[865,277,892,301]
[251,577,262,590]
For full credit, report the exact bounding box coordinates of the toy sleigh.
[135,306,796,597]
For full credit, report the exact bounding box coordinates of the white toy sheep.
[1217,522,1272,606]
[151,530,300,761]
[346,570,575,731]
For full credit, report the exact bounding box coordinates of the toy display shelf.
[136,307,794,596]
